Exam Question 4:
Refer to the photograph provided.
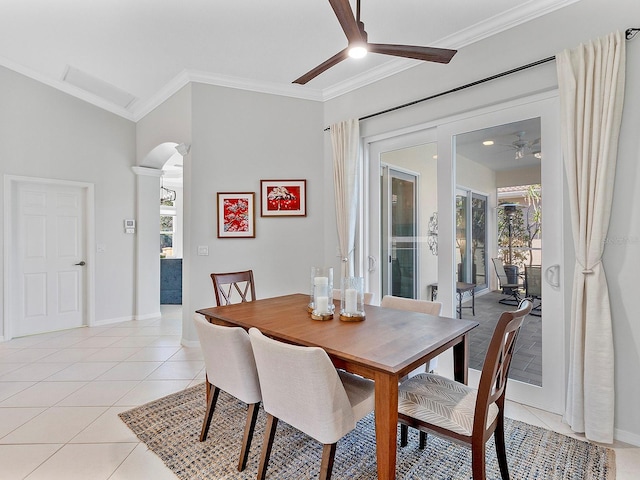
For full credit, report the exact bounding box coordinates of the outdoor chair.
[525,265,542,317]
[492,258,523,306]
[248,327,375,480]
[397,300,532,480]
[192,313,261,472]
[211,270,256,306]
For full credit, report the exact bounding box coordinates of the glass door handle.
[368,255,377,272]
[545,264,560,288]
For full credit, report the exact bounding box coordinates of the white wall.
[182,83,325,342]
[135,85,192,324]
[322,0,640,443]
[0,66,137,332]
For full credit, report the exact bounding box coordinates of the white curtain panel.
[557,31,626,444]
[331,119,360,278]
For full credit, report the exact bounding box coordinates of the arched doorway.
[133,142,189,324]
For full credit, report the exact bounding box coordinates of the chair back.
[248,327,355,445]
[491,258,509,286]
[333,289,374,305]
[474,300,532,435]
[211,270,256,306]
[380,295,442,316]
[192,314,261,404]
[525,265,542,299]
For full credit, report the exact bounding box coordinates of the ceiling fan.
[293,0,457,84]
[499,132,541,160]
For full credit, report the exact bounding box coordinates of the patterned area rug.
[119,384,615,479]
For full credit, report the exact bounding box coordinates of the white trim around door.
[3,175,95,341]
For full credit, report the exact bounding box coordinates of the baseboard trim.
[181,338,200,348]
[615,427,640,447]
[135,312,162,321]
[92,316,135,327]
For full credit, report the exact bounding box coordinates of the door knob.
[75,261,86,266]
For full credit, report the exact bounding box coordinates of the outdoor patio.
[460,290,542,386]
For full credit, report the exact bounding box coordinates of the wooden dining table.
[196,293,478,480]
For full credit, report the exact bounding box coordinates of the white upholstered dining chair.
[397,300,532,480]
[332,288,374,305]
[380,294,444,446]
[380,295,442,374]
[248,327,375,480]
[192,313,262,472]
[380,295,442,315]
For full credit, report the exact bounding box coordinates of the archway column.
[132,166,162,320]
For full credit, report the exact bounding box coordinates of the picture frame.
[217,192,255,238]
[260,179,307,217]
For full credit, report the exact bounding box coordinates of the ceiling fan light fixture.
[348,43,368,59]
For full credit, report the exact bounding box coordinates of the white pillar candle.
[344,288,357,313]
[314,276,329,297]
[316,296,329,314]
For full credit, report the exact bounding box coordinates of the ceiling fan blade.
[368,43,457,64]
[292,48,349,84]
[329,0,363,44]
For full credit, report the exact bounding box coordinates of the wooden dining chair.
[248,327,375,480]
[396,300,532,480]
[211,270,256,306]
[192,313,262,472]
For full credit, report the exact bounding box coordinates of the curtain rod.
[324,27,639,131]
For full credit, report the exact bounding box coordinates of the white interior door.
[12,181,87,337]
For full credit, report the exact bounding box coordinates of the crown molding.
[321,0,581,100]
[2,0,579,122]
[437,0,582,49]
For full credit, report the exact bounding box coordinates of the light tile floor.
[0,305,638,479]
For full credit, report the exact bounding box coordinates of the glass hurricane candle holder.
[310,266,334,320]
[339,276,365,322]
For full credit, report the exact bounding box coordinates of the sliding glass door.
[381,167,418,298]
[456,189,488,289]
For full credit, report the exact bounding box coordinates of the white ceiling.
[0,0,578,121]
[456,118,542,172]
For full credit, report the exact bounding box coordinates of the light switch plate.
[197,246,209,256]
[96,244,106,253]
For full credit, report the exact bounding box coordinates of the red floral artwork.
[223,198,250,232]
[266,186,301,211]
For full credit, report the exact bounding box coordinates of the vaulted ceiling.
[0,0,579,120]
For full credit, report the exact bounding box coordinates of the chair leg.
[494,415,510,480]
[237,402,260,472]
[200,385,220,441]
[319,443,337,480]
[400,424,408,447]
[419,431,427,450]
[471,439,487,480]
[257,414,279,480]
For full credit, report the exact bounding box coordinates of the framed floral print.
[217,192,255,238]
[260,179,307,217]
